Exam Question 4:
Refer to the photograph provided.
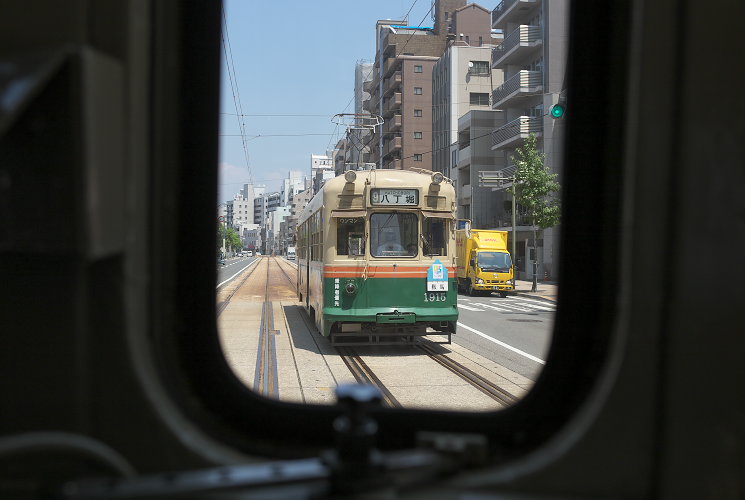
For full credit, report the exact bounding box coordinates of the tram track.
[253,258,280,399]
[336,347,402,409]
[416,342,519,407]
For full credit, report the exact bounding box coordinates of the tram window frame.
[422,217,448,256]
[160,0,628,464]
[370,212,418,258]
[336,217,365,256]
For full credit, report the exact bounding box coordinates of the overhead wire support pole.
[331,114,384,171]
[478,171,517,290]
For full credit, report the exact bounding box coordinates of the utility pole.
[478,171,517,289]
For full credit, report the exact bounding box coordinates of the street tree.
[217,224,242,254]
[508,133,561,290]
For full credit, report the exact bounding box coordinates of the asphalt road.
[453,291,555,380]
[216,256,259,288]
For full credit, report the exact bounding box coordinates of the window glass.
[414,131,423,139]
[336,217,365,256]
[414,154,423,161]
[414,87,423,95]
[469,61,489,74]
[414,65,423,73]
[422,217,448,256]
[477,251,513,272]
[414,109,422,117]
[469,92,489,105]
[370,212,417,257]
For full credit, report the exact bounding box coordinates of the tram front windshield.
[370,212,417,257]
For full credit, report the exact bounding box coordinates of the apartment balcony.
[384,158,402,170]
[491,116,543,150]
[459,184,472,201]
[362,97,373,113]
[492,70,543,108]
[491,25,543,68]
[492,0,540,30]
[383,92,402,117]
[456,145,471,168]
[363,79,374,93]
[384,136,402,157]
[384,56,401,77]
[384,114,402,134]
[383,71,402,96]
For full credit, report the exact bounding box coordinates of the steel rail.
[336,347,402,409]
[416,342,519,407]
[253,258,279,398]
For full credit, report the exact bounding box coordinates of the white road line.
[508,296,557,309]
[458,303,485,312]
[457,322,546,365]
[479,303,513,313]
[488,302,533,312]
[217,259,259,289]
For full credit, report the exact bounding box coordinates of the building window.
[414,87,423,95]
[414,154,423,161]
[469,61,489,75]
[414,109,422,117]
[414,132,423,139]
[414,65,423,73]
[470,92,489,106]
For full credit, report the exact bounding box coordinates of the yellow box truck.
[456,229,514,297]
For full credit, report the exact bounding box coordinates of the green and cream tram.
[296,169,458,345]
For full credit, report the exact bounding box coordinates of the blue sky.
[219,0,475,202]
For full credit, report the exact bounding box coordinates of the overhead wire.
[221,5,253,184]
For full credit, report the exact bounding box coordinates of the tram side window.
[423,217,447,256]
[337,217,365,256]
[311,211,323,261]
[371,212,417,257]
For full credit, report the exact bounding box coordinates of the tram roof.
[299,169,455,223]
[322,169,454,195]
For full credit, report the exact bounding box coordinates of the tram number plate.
[424,292,448,302]
[427,281,448,291]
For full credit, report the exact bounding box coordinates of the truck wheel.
[499,291,508,298]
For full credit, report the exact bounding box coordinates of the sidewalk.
[512,279,558,303]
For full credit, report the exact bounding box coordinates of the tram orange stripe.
[323,265,455,278]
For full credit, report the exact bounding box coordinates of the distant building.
[310,154,334,195]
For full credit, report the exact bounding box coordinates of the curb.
[512,291,557,303]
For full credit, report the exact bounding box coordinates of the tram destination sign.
[370,188,418,206]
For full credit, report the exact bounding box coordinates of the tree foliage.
[217,224,242,252]
[508,133,561,229]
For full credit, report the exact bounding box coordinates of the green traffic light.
[550,104,565,118]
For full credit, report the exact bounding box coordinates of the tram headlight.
[345,281,357,295]
[431,172,444,184]
[344,170,357,183]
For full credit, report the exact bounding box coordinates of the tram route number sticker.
[427,260,449,291]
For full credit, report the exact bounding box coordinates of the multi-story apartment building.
[431,2,503,223]
[310,154,333,195]
[455,109,504,227]
[280,171,306,207]
[490,0,569,280]
[366,0,467,171]
[227,193,255,228]
[345,61,374,172]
